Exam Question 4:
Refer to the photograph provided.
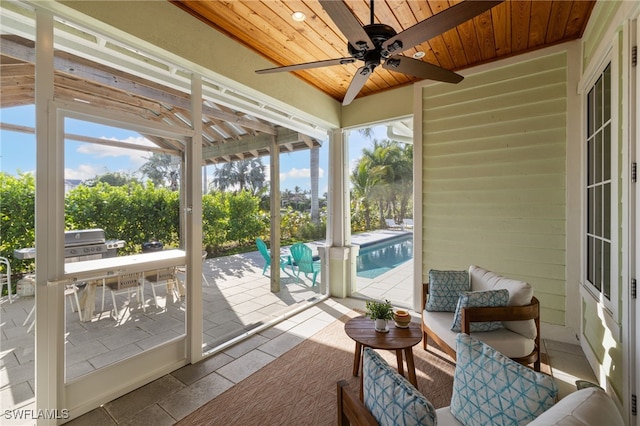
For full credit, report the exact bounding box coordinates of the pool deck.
[350,229,412,248]
[351,231,414,307]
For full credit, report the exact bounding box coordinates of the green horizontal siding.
[421,51,568,326]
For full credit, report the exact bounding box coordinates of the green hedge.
[1,173,326,277]
[0,173,36,274]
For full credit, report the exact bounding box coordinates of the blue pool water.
[356,235,413,279]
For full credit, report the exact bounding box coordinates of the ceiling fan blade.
[382,0,504,54]
[319,0,374,52]
[256,57,356,74]
[343,66,372,106]
[383,55,463,84]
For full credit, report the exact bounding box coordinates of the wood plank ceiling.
[172,0,596,103]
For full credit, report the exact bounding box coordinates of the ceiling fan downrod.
[370,0,374,26]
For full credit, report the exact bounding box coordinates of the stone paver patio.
[0,230,413,415]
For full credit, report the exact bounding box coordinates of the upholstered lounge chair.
[421,265,541,371]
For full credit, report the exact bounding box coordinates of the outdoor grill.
[13,228,125,262]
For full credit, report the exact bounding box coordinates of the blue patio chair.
[290,242,321,287]
[256,238,291,276]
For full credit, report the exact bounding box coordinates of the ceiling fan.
[256,0,504,105]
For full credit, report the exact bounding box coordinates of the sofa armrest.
[461,296,541,370]
[337,380,379,426]
[460,296,540,333]
[421,283,429,311]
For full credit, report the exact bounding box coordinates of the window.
[585,63,612,302]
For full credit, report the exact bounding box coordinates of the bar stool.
[0,256,12,303]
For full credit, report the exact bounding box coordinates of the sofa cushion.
[450,333,557,426]
[451,289,509,332]
[362,347,437,426]
[434,407,463,426]
[426,270,469,312]
[528,387,624,425]
[424,311,535,359]
[468,265,536,339]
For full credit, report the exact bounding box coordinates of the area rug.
[177,311,457,426]
[178,311,551,425]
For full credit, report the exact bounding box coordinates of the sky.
[0,104,393,194]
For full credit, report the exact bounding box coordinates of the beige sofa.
[422,265,540,370]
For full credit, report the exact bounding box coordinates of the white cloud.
[280,167,325,181]
[349,156,362,172]
[64,164,100,180]
[75,136,157,167]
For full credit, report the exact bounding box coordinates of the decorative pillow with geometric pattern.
[450,333,557,426]
[425,269,469,312]
[450,289,509,332]
[362,347,437,426]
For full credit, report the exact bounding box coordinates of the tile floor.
[61,297,598,426]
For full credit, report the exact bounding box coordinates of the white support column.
[187,73,203,362]
[412,84,424,313]
[35,8,64,423]
[326,128,357,298]
[270,135,281,292]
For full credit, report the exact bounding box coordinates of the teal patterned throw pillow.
[450,334,557,426]
[450,289,509,332]
[426,270,469,312]
[362,348,436,426]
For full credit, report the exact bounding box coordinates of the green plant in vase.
[365,299,393,332]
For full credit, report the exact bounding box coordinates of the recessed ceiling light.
[292,11,306,22]
[413,51,426,59]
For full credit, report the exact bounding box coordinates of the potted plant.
[365,299,394,333]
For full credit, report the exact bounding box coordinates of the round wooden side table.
[344,315,422,389]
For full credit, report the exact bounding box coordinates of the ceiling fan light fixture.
[257,0,505,104]
[291,11,306,22]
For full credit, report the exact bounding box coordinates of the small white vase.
[374,318,389,333]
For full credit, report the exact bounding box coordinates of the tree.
[84,171,138,187]
[350,160,382,230]
[139,153,180,190]
[355,138,413,228]
[310,146,320,224]
[0,173,35,272]
[211,158,267,196]
[360,139,397,227]
[396,144,413,220]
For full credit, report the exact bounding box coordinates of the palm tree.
[139,153,179,190]
[360,140,398,227]
[359,139,412,226]
[351,160,382,230]
[211,158,266,196]
[310,146,320,224]
[396,144,413,221]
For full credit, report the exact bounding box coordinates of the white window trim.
[578,42,620,332]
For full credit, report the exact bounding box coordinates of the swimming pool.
[356,235,413,279]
